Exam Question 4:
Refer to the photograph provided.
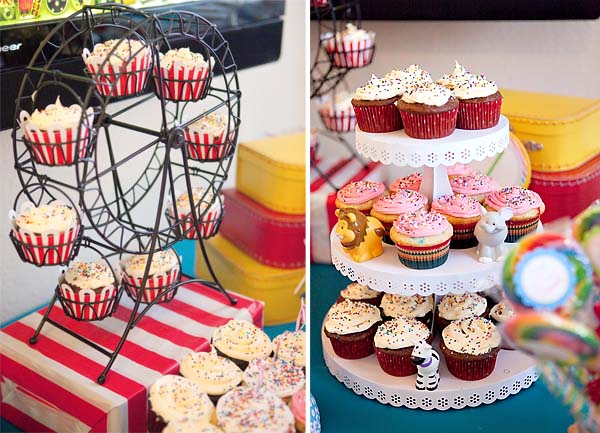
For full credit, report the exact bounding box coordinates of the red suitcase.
[220,189,305,269]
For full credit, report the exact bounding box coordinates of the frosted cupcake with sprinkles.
[389,172,422,193]
[185,112,234,161]
[351,75,404,133]
[243,357,305,401]
[156,47,213,101]
[211,318,273,371]
[450,172,500,203]
[370,189,429,244]
[121,249,180,304]
[335,180,385,214]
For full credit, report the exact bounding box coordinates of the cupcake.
[436,292,488,332]
[273,330,306,368]
[335,180,385,214]
[291,389,306,433]
[374,317,431,377]
[351,75,404,133]
[337,282,383,306]
[243,357,305,401]
[389,172,422,193]
[370,189,429,244]
[440,317,501,380]
[156,47,212,101]
[431,193,482,249]
[397,83,459,139]
[385,64,434,92]
[167,187,222,239]
[318,91,356,133]
[484,186,545,242]
[185,113,233,161]
[82,38,152,97]
[148,375,214,433]
[450,173,500,203]
[446,163,474,179]
[179,349,243,404]
[216,387,294,433]
[321,23,375,68]
[489,302,516,350]
[438,61,503,130]
[18,96,94,166]
[324,299,382,359]
[162,419,223,433]
[10,200,80,266]
[59,260,120,321]
[389,211,453,270]
[380,293,434,328]
[211,319,272,371]
[121,250,180,304]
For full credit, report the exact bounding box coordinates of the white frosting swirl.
[340,283,380,300]
[123,250,179,279]
[149,375,214,423]
[319,91,355,115]
[400,83,455,107]
[14,201,77,234]
[385,64,433,91]
[354,75,404,101]
[380,294,433,319]
[27,97,85,131]
[188,113,228,138]
[437,61,470,89]
[172,187,216,215]
[179,350,243,396]
[86,39,149,66]
[162,419,223,433]
[160,47,211,70]
[374,317,430,350]
[325,299,381,335]
[64,260,115,290]
[438,293,487,321]
[212,319,272,362]
[216,388,294,433]
[243,358,305,398]
[272,331,305,367]
[327,23,373,44]
[442,317,501,355]
[489,302,515,323]
[437,61,498,99]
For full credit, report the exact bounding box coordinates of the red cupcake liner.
[456,98,503,130]
[399,107,458,139]
[327,326,378,359]
[318,108,356,133]
[353,103,401,133]
[184,129,235,162]
[311,0,328,7]
[443,348,500,381]
[12,225,80,266]
[154,64,211,102]
[322,38,374,68]
[506,216,540,243]
[84,52,152,97]
[59,284,119,321]
[167,207,222,240]
[123,268,180,304]
[24,127,91,166]
[374,347,416,377]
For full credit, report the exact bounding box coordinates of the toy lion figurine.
[335,208,384,262]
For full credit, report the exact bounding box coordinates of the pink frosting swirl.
[450,173,499,195]
[389,173,422,192]
[393,211,450,237]
[432,194,482,218]
[337,180,385,204]
[447,163,474,177]
[484,186,544,215]
[291,389,305,425]
[372,190,428,215]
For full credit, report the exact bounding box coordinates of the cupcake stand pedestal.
[324,114,540,409]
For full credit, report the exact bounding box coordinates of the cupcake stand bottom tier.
[0,279,264,433]
[322,329,538,411]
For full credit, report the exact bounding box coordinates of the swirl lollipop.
[573,203,600,277]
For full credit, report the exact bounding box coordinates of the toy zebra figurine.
[411,340,440,391]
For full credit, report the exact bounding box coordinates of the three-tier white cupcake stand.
[323,115,539,410]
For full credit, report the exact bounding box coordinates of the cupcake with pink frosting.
[291,389,306,433]
[389,172,422,193]
[450,173,499,203]
[370,189,428,244]
[484,186,545,242]
[335,180,385,214]
[446,163,474,179]
[390,211,453,270]
[432,193,482,249]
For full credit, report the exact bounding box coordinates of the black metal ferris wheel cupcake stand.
[9,4,241,384]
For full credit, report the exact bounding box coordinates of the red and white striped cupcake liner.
[58,283,120,321]
[154,64,212,102]
[167,200,223,240]
[311,0,328,7]
[11,225,81,266]
[123,267,180,304]
[184,129,235,162]
[318,108,356,133]
[456,98,503,130]
[399,107,458,139]
[83,49,152,97]
[322,37,374,68]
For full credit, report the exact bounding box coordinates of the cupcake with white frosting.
[216,387,294,433]
[121,249,180,304]
[351,75,404,133]
[185,112,233,161]
[272,330,305,368]
[337,282,383,306]
[385,64,434,91]
[490,301,517,350]
[179,349,243,404]
[148,375,214,433]
[436,292,488,332]
[380,293,434,328]
[318,91,356,132]
[321,23,375,68]
[396,82,459,139]
[156,47,213,101]
[162,419,223,433]
[167,187,222,240]
[243,357,305,401]
[374,317,432,376]
[440,317,501,380]
[324,299,382,359]
[211,319,273,371]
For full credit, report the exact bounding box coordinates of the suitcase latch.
[524,140,544,152]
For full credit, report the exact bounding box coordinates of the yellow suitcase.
[236,133,305,215]
[501,89,600,172]
[196,235,304,325]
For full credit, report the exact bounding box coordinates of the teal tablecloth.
[310,264,574,433]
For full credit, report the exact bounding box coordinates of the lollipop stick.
[254,358,265,393]
[296,298,305,332]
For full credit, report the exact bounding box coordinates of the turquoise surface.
[310,264,575,433]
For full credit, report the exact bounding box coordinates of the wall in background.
[0,0,305,324]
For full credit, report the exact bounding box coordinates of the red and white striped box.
[154,65,211,102]
[122,267,181,304]
[0,278,264,433]
[310,157,388,264]
[322,36,374,69]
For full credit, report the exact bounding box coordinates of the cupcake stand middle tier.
[323,115,540,410]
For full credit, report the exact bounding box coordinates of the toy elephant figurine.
[335,208,384,263]
[474,207,514,263]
